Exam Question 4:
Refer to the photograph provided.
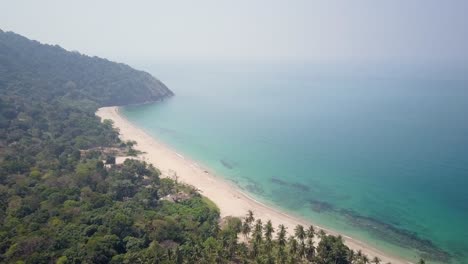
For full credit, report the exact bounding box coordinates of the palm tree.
[305,225,315,260]
[241,220,251,240]
[174,246,183,264]
[305,237,315,261]
[276,224,287,264]
[287,235,298,257]
[242,210,255,242]
[418,259,425,264]
[294,225,306,259]
[252,238,260,258]
[294,225,306,241]
[265,253,275,264]
[318,229,326,239]
[372,256,381,264]
[264,220,274,241]
[356,250,363,258]
[277,224,287,247]
[246,210,255,225]
[220,231,236,259]
[347,249,355,263]
[253,219,263,243]
[263,220,275,258]
[306,225,315,240]
[237,242,249,262]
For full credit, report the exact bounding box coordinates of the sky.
[1,0,467,64]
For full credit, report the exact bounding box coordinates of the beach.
[96,106,411,264]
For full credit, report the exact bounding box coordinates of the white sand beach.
[96,106,411,264]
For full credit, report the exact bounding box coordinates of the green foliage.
[105,156,116,165]
[316,235,349,264]
[0,30,173,107]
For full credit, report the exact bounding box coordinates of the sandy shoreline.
[96,106,411,264]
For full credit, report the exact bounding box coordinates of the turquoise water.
[122,62,468,263]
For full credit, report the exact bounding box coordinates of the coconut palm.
[356,250,363,258]
[362,254,370,264]
[318,229,326,239]
[305,236,315,261]
[306,225,315,240]
[347,249,355,263]
[277,224,287,264]
[264,220,274,241]
[294,225,306,258]
[265,253,275,264]
[288,235,298,257]
[246,210,255,225]
[294,225,306,241]
[252,238,260,258]
[305,225,315,260]
[241,220,251,240]
[372,256,381,264]
[277,224,287,247]
[253,219,263,243]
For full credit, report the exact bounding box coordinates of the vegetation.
[0,29,173,107]
[0,30,426,263]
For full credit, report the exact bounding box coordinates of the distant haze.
[1,0,467,65]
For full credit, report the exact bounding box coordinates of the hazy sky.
[1,0,467,64]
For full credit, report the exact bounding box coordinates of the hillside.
[0,29,173,107]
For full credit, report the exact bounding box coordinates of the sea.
[122,61,468,263]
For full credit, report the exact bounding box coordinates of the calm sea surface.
[122,62,468,263]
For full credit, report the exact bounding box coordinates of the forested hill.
[0,29,173,106]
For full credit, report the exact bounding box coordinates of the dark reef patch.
[308,199,334,213]
[244,183,264,195]
[305,199,451,263]
[339,209,450,263]
[220,159,237,169]
[270,177,311,193]
[271,177,289,186]
[291,182,310,192]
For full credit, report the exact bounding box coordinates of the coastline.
[96,106,412,264]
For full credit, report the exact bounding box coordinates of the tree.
[287,235,298,264]
[264,220,274,242]
[277,224,287,247]
[294,225,306,259]
[306,225,315,240]
[84,235,119,264]
[241,220,251,240]
[294,225,306,242]
[105,155,116,165]
[318,229,326,239]
[253,219,263,243]
[316,235,350,264]
[305,225,316,261]
[276,224,287,264]
[202,237,221,263]
[246,210,255,225]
